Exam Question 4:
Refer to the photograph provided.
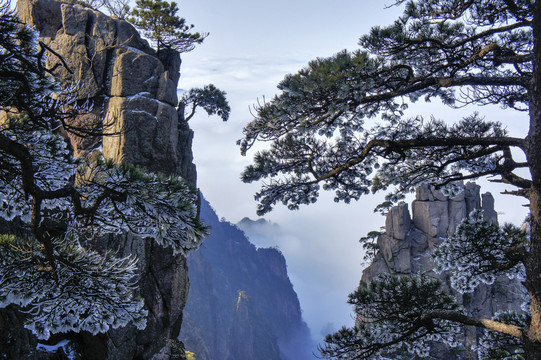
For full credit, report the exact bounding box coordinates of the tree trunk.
[524,2,541,359]
[524,187,541,358]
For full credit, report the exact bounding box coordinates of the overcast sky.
[175,0,531,345]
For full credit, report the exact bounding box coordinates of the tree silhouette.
[240,0,541,358]
[129,0,206,56]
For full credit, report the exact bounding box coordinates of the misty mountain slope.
[180,195,315,360]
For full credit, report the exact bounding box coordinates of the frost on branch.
[241,92,512,214]
[370,114,505,193]
[0,235,147,340]
[320,274,461,359]
[239,0,529,214]
[0,130,75,222]
[73,154,208,255]
[0,0,207,341]
[0,129,208,255]
[434,209,527,293]
[0,132,207,337]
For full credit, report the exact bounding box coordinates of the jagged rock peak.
[363,182,493,280]
[360,182,524,359]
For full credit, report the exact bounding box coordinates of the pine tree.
[0,0,207,340]
[128,0,206,56]
[180,84,231,122]
[239,0,541,358]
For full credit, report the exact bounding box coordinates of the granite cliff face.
[0,1,197,358]
[17,0,196,183]
[361,183,524,359]
[180,197,315,360]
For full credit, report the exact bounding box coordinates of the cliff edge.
[0,1,197,358]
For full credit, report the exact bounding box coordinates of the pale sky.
[175,0,531,345]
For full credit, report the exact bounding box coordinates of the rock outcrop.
[361,183,525,359]
[180,196,315,360]
[17,0,196,183]
[1,1,198,358]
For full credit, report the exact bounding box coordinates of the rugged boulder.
[17,0,196,183]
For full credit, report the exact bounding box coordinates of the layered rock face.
[180,197,315,360]
[361,183,524,359]
[0,1,197,358]
[17,0,196,183]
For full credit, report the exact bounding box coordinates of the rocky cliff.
[0,1,197,358]
[180,196,315,360]
[361,183,524,359]
[17,0,196,183]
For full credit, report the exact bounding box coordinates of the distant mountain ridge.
[180,196,315,360]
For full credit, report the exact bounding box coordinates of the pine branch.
[315,136,526,183]
[424,310,523,339]
[360,75,528,106]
